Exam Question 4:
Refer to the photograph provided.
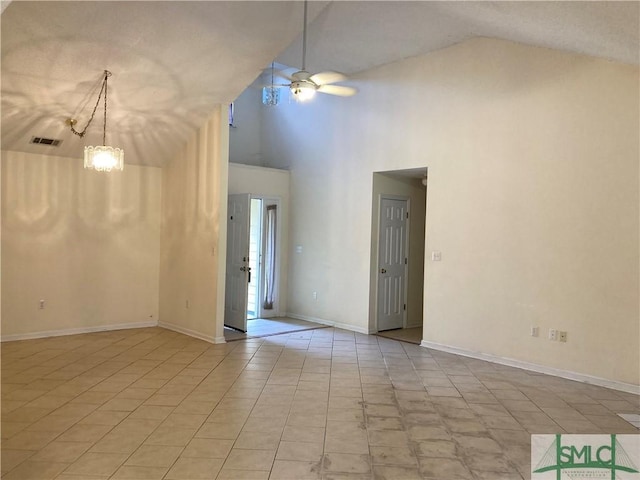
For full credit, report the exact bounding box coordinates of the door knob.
[381,268,386,274]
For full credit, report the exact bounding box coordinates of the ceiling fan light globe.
[291,81,316,101]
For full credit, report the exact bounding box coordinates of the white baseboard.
[286,313,370,335]
[158,321,226,344]
[420,340,640,396]
[0,321,158,343]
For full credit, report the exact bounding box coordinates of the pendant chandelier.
[262,62,280,106]
[68,70,124,172]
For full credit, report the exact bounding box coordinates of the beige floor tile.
[270,460,321,479]
[465,452,516,473]
[322,453,370,474]
[287,412,327,428]
[164,457,224,479]
[234,430,281,450]
[145,393,187,406]
[29,440,93,463]
[182,438,234,458]
[99,397,145,412]
[160,412,208,429]
[1,449,36,474]
[111,465,168,479]
[146,426,198,446]
[79,409,130,426]
[1,460,68,480]
[216,468,270,479]
[50,475,109,480]
[325,431,370,455]
[173,400,217,415]
[370,445,418,466]
[64,451,129,476]
[242,415,286,434]
[281,424,326,444]
[326,408,365,423]
[276,441,323,462]
[196,421,244,440]
[1,421,31,439]
[223,448,276,470]
[125,444,182,467]
[56,423,113,442]
[128,404,175,420]
[90,431,148,454]
[415,439,458,458]
[2,429,60,450]
[368,429,409,447]
[372,466,424,480]
[419,456,473,479]
[2,406,51,424]
[52,402,101,419]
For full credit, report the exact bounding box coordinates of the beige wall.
[1,151,161,339]
[262,38,639,386]
[159,106,229,342]
[370,172,426,331]
[228,163,290,315]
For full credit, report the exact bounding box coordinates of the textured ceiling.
[2,1,638,168]
[277,1,639,74]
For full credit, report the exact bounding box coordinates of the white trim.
[420,340,640,396]
[286,313,370,335]
[158,321,226,344]
[0,321,158,342]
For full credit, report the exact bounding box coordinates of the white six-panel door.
[225,193,251,332]
[377,197,409,331]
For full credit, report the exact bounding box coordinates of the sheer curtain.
[263,205,277,310]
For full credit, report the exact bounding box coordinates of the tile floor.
[1,326,638,480]
[376,327,423,345]
[224,318,328,342]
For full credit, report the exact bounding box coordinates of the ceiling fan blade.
[273,70,294,82]
[309,71,348,86]
[317,84,357,97]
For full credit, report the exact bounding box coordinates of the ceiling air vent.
[31,136,62,147]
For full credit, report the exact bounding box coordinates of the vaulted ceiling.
[2,1,638,167]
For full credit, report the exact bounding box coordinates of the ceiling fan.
[273,0,357,101]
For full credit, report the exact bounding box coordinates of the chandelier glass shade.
[69,70,124,172]
[84,146,124,172]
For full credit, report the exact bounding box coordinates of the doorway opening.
[224,194,281,333]
[247,198,262,320]
[369,168,427,344]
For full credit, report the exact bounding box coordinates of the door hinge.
[404,258,407,264]
[403,304,406,311]
[406,211,409,219]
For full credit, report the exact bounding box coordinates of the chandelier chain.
[70,70,112,140]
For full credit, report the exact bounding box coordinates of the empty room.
[1,1,638,479]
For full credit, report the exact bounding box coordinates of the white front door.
[377,197,409,331]
[225,193,251,332]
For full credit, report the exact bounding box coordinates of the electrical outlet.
[39,299,45,309]
[549,329,557,341]
[312,291,318,301]
[558,331,567,342]
[431,251,442,261]
[530,326,539,337]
